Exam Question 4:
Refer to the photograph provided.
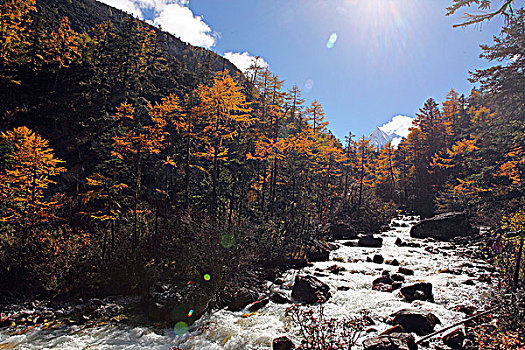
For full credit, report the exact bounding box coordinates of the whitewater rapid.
[0,216,494,349]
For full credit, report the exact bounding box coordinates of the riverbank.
[0,215,497,349]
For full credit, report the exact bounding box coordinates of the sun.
[338,0,423,61]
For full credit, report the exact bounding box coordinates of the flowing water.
[0,216,494,349]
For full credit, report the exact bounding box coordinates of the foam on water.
[0,217,492,349]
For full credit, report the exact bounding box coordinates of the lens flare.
[220,233,235,249]
[203,273,211,281]
[187,309,194,318]
[173,321,189,336]
[304,79,314,90]
[326,33,338,49]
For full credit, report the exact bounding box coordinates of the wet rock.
[247,298,269,312]
[343,241,355,247]
[141,283,206,324]
[398,267,414,276]
[442,328,465,349]
[359,235,383,248]
[306,241,331,262]
[392,282,403,290]
[270,291,291,304]
[400,283,434,303]
[226,288,259,312]
[463,279,475,286]
[362,333,417,350]
[391,274,405,282]
[273,336,295,350]
[373,254,385,264]
[390,309,441,335]
[330,222,358,240]
[381,324,407,335]
[338,286,351,291]
[291,275,331,304]
[373,273,394,292]
[373,275,393,287]
[395,238,421,248]
[387,259,400,266]
[327,264,346,274]
[314,272,329,278]
[410,212,479,241]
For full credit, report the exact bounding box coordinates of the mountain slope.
[36,0,240,75]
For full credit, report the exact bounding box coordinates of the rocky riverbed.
[0,216,495,349]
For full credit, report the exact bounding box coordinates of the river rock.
[327,264,346,274]
[359,235,383,248]
[442,328,465,348]
[400,283,434,303]
[390,309,441,335]
[306,241,331,262]
[247,297,269,312]
[226,288,259,311]
[373,254,385,264]
[410,212,478,241]
[362,333,417,350]
[273,336,295,350]
[391,274,405,282]
[398,267,414,276]
[330,222,358,239]
[270,291,291,304]
[291,275,331,304]
[141,283,206,324]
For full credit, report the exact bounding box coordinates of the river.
[0,216,494,349]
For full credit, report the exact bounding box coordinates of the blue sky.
[98,0,504,140]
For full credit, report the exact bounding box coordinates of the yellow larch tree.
[193,71,254,217]
[0,126,66,233]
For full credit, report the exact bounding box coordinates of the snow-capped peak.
[369,115,414,148]
[378,115,414,138]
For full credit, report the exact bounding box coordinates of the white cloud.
[154,3,216,48]
[224,52,268,73]
[97,0,143,17]
[97,0,216,48]
[379,115,414,138]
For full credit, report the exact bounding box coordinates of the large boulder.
[306,241,331,262]
[400,283,434,303]
[330,222,358,240]
[390,309,441,336]
[141,283,208,324]
[273,336,295,350]
[358,235,383,248]
[362,333,418,350]
[410,212,478,241]
[225,288,259,311]
[442,328,465,349]
[291,275,331,304]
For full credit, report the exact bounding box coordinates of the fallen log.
[415,307,499,344]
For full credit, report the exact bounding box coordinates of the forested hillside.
[0,0,395,302]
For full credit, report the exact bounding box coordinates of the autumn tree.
[374,142,398,202]
[193,71,254,219]
[110,100,169,248]
[0,0,37,82]
[0,127,66,236]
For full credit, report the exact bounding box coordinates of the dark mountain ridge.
[36,0,240,75]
